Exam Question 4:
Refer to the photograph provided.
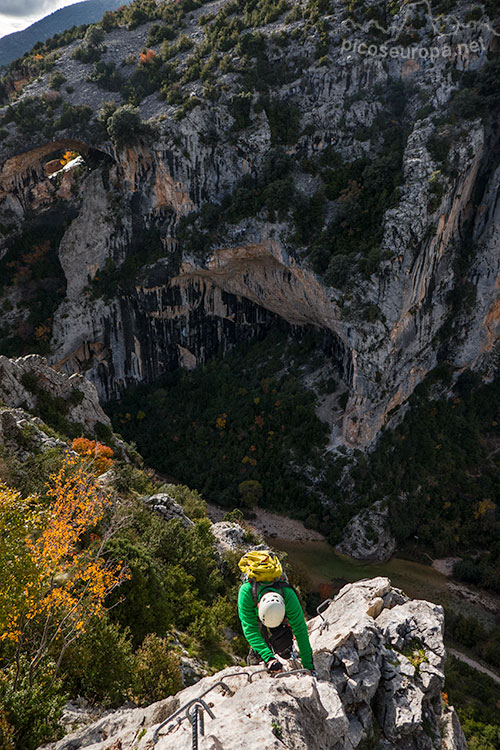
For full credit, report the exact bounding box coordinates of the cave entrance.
[42,144,115,179]
[43,147,84,178]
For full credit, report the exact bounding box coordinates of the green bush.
[0,660,65,750]
[61,617,134,705]
[0,709,14,750]
[106,104,158,147]
[264,97,301,144]
[54,103,92,131]
[229,91,253,130]
[445,656,500,748]
[162,483,208,518]
[48,71,66,89]
[134,635,182,704]
[88,60,123,91]
[105,536,173,645]
[324,254,352,288]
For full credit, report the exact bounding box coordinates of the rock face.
[1,0,499,449]
[41,578,467,750]
[336,501,396,562]
[0,354,111,434]
[143,492,194,527]
[210,521,248,553]
[0,406,68,455]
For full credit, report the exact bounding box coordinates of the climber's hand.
[267,659,282,674]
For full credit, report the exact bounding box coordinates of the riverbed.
[271,538,499,627]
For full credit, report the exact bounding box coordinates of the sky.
[0,0,78,39]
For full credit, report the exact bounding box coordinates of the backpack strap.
[251,577,294,606]
[251,577,260,606]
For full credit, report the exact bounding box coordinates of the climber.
[237,550,315,675]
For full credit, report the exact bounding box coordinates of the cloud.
[0,0,59,18]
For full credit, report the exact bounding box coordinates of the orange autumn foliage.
[72,437,114,474]
[1,457,129,681]
[139,48,155,64]
[60,150,79,166]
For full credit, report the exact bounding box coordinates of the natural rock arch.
[0,138,114,208]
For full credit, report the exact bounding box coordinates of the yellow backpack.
[238,550,283,582]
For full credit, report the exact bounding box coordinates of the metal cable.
[152,668,314,744]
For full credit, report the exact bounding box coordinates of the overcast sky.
[0,0,77,38]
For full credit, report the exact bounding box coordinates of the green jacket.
[237,581,314,670]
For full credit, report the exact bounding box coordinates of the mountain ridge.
[0,0,131,68]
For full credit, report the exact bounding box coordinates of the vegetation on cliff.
[0,412,274,748]
[107,325,349,534]
[347,368,500,592]
[445,657,500,750]
[0,220,67,358]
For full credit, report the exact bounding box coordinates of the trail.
[449,648,500,686]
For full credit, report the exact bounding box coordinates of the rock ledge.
[42,577,466,750]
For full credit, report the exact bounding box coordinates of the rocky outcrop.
[0,354,111,434]
[211,521,248,553]
[143,492,194,527]
[41,578,466,750]
[0,406,68,455]
[336,501,396,562]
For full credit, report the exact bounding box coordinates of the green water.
[273,538,497,626]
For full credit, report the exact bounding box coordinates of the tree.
[238,479,263,507]
[83,24,105,48]
[71,437,114,475]
[106,105,157,148]
[0,456,129,690]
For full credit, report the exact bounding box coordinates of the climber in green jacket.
[237,551,314,674]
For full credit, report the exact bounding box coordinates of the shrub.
[48,71,66,89]
[264,98,301,144]
[106,104,157,147]
[324,254,352,288]
[427,132,451,165]
[88,60,123,91]
[84,25,105,47]
[162,483,207,518]
[105,537,173,645]
[238,479,264,507]
[0,708,14,750]
[453,558,482,585]
[146,23,176,46]
[94,420,113,444]
[73,44,102,64]
[61,617,134,705]
[0,660,65,750]
[229,91,253,130]
[54,103,92,131]
[134,635,182,704]
[71,437,114,474]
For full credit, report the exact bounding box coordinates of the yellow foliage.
[474,498,497,520]
[59,150,79,166]
[216,413,227,430]
[0,456,129,666]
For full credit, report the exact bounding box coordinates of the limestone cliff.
[0,353,111,434]
[41,578,467,750]
[0,0,499,448]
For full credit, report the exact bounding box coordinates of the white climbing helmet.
[258,591,285,628]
